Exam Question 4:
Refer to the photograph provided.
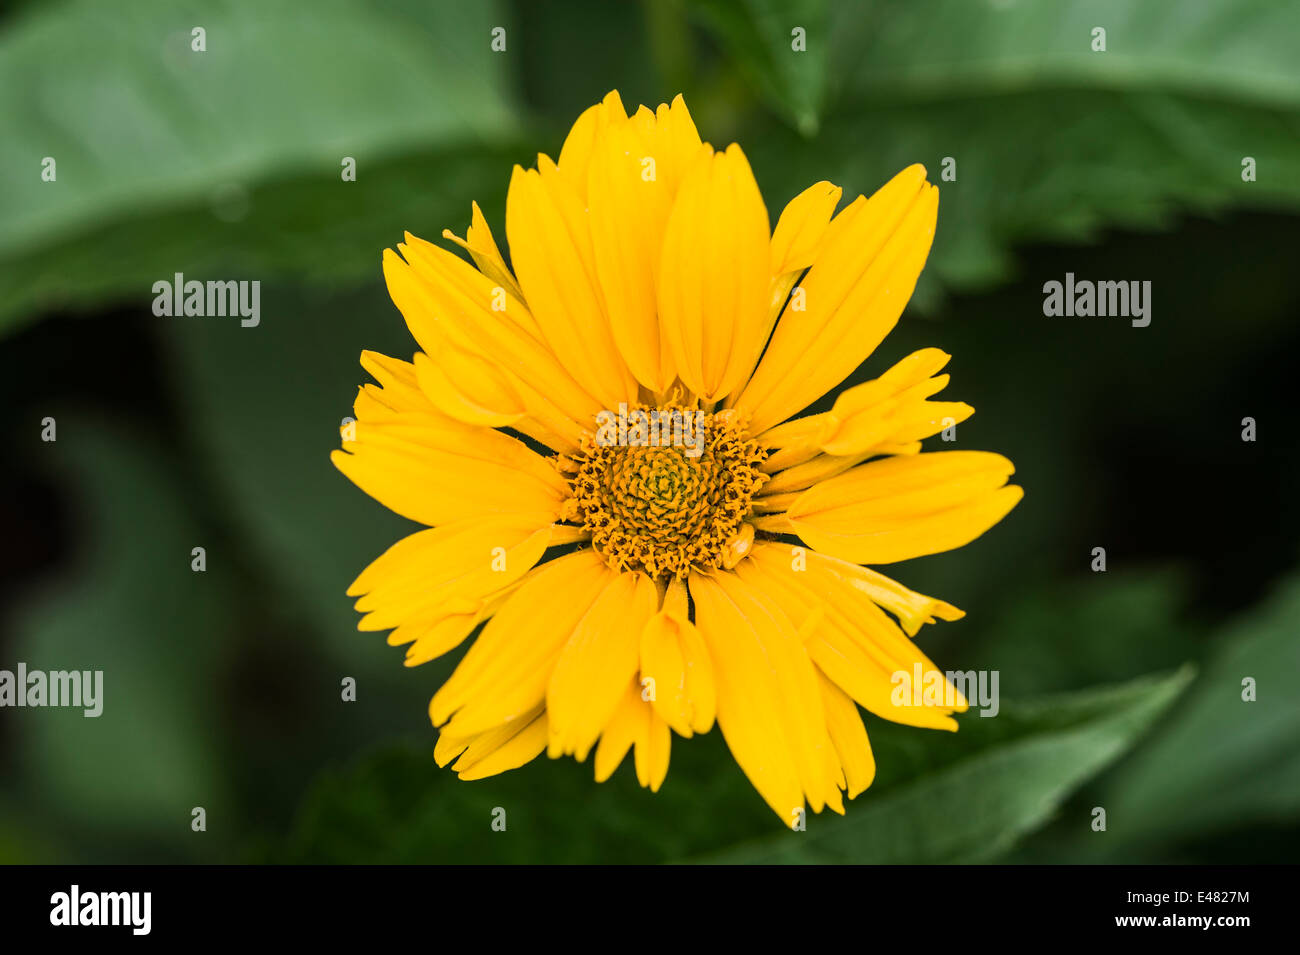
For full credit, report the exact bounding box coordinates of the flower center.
[560,404,767,578]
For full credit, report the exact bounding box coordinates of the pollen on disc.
[559,403,767,579]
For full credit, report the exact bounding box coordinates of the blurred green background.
[2,0,1298,864]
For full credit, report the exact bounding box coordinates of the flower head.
[332,91,1022,825]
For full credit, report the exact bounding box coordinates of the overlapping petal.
[506,157,640,410]
[429,550,614,737]
[588,97,701,392]
[382,236,599,450]
[690,570,843,824]
[735,164,939,434]
[639,577,715,736]
[761,348,973,472]
[435,706,550,781]
[735,542,968,730]
[347,517,559,666]
[593,680,671,792]
[658,144,771,402]
[331,353,569,527]
[770,180,842,276]
[441,200,526,305]
[547,571,659,761]
[766,451,1023,565]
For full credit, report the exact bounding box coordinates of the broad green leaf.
[690,0,828,135]
[697,667,1192,863]
[831,0,1300,104]
[9,425,235,856]
[0,0,520,331]
[1029,573,1300,860]
[740,0,1300,290]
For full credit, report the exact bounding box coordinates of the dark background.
[1,0,1297,863]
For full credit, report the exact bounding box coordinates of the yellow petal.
[354,349,427,418]
[437,703,544,767]
[770,180,842,275]
[736,165,939,434]
[803,550,964,637]
[331,358,568,527]
[820,349,959,449]
[782,451,1023,564]
[429,550,613,735]
[761,348,971,462]
[384,240,536,360]
[817,671,876,799]
[383,242,599,446]
[441,200,526,304]
[390,606,496,669]
[689,570,840,824]
[412,347,525,430]
[547,571,658,761]
[650,95,704,192]
[593,680,671,792]
[639,577,716,736]
[587,104,699,391]
[506,160,639,409]
[349,518,552,633]
[658,144,771,402]
[635,707,672,792]
[556,90,627,199]
[439,707,550,781]
[593,680,640,783]
[412,340,579,453]
[758,451,871,497]
[737,543,966,730]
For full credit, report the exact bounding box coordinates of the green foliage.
[7,0,1300,330]
[161,283,416,669]
[702,668,1192,863]
[690,0,827,134]
[0,0,521,329]
[1103,575,1300,842]
[2,0,1298,865]
[10,427,234,859]
[274,669,1189,863]
[701,0,1300,292]
[1010,573,1300,861]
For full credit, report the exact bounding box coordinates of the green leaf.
[831,0,1300,105]
[1089,573,1300,850]
[961,570,1200,695]
[159,282,417,681]
[744,0,1300,291]
[691,0,828,135]
[0,0,521,331]
[157,280,490,744]
[271,731,773,864]
[274,668,1190,863]
[696,667,1193,863]
[10,424,236,855]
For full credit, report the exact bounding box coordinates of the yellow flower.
[332,90,1022,826]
